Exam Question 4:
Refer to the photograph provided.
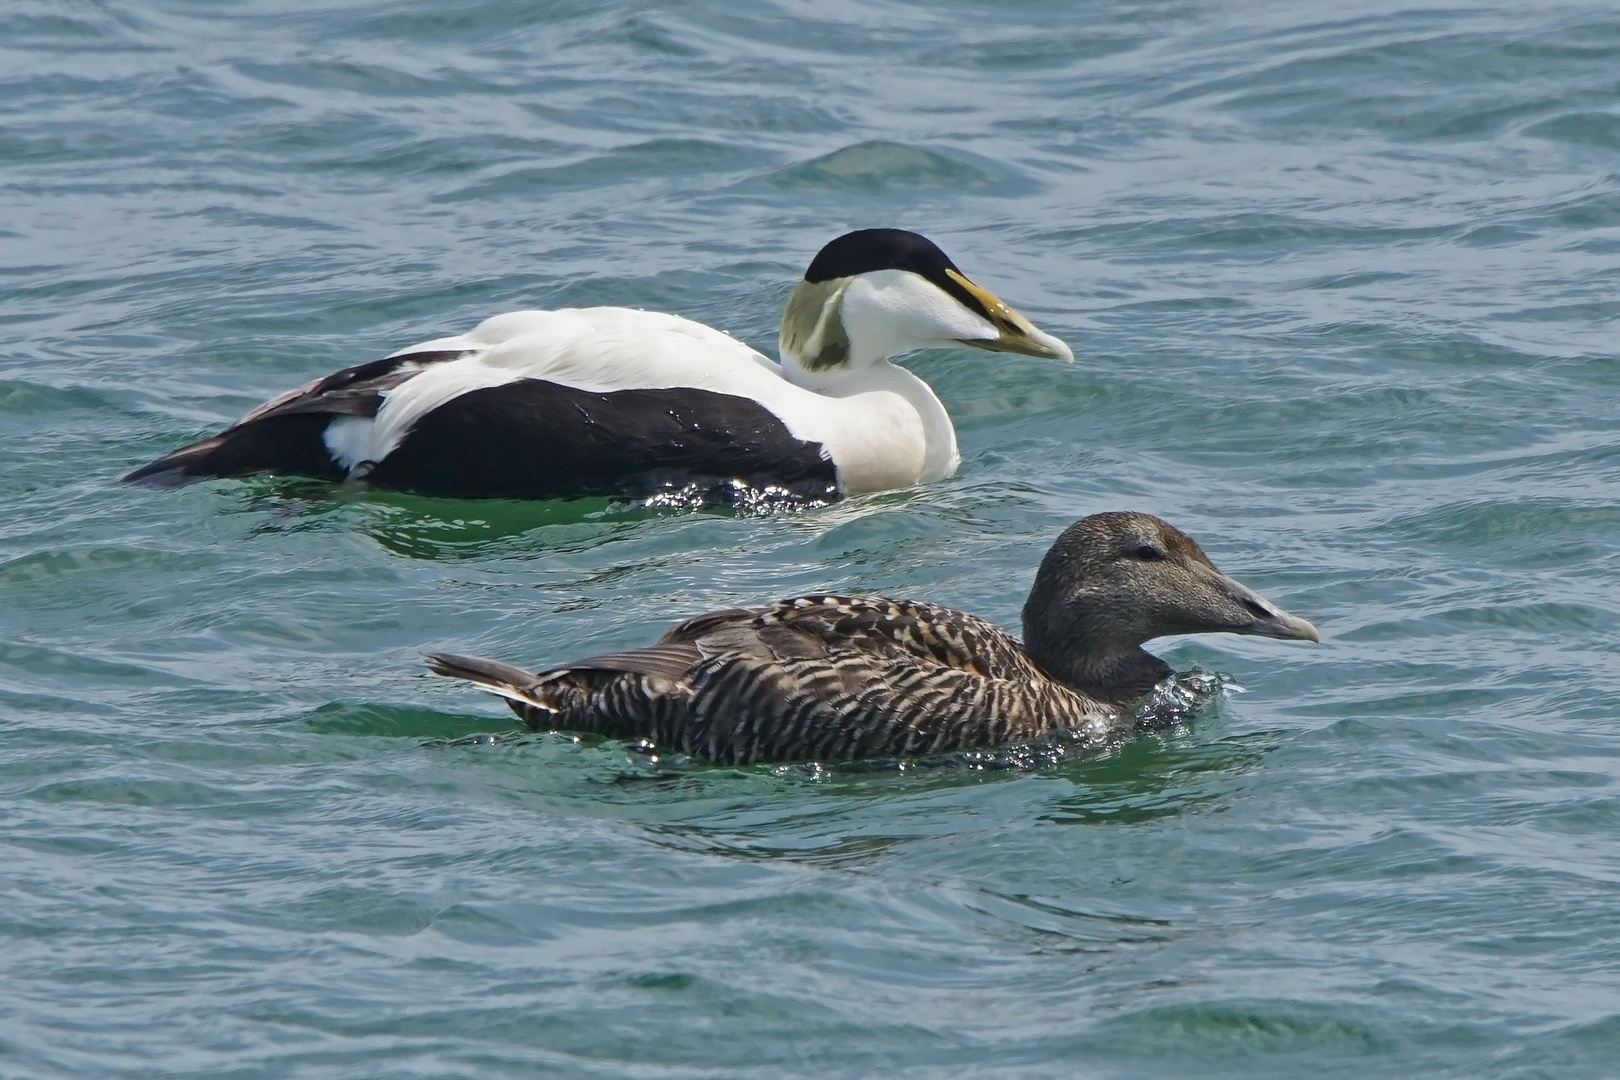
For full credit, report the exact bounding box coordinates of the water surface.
[4,1,1620,1077]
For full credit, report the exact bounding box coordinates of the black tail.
[123,350,470,488]
[123,413,347,487]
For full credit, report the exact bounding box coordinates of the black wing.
[123,349,470,486]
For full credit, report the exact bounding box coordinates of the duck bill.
[1202,565,1321,642]
[946,269,1074,362]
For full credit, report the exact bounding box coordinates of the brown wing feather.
[750,595,1037,679]
[429,595,1111,764]
[656,608,761,644]
[550,642,701,683]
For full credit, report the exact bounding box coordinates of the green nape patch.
[299,700,519,740]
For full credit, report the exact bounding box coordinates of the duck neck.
[781,357,960,485]
[1023,638,1173,709]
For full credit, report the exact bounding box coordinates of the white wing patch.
[322,416,374,471]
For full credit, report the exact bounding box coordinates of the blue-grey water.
[4,1,1619,1076]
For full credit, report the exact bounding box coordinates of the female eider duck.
[426,512,1319,764]
[124,229,1071,504]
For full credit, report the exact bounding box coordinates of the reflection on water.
[1045,728,1281,827]
[233,479,850,559]
[356,494,639,559]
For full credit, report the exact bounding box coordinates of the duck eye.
[1133,544,1163,561]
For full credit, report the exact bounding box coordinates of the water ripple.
[4,0,1620,1077]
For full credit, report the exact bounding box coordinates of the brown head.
[1020,511,1318,706]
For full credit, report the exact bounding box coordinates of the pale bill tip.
[1263,610,1321,643]
[1034,326,1074,363]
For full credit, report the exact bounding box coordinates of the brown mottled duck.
[426,511,1319,764]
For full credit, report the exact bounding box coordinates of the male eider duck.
[124,229,1072,504]
[426,512,1319,764]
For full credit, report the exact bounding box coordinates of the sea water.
[4,2,1619,1076]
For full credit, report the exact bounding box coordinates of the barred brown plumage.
[425,512,1321,765]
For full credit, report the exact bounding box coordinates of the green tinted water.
[4,2,1620,1076]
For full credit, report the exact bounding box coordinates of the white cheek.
[840,270,997,363]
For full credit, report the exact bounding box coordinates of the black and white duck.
[124,229,1071,505]
[426,512,1319,764]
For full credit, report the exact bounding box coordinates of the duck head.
[1021,511,1318,706]
[778,228,1073,378]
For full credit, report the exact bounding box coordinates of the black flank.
[366,380,838,502]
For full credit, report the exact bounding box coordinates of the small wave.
[1527,111,1620,151]
[436,139,764,202]
[761,141,1025,195]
